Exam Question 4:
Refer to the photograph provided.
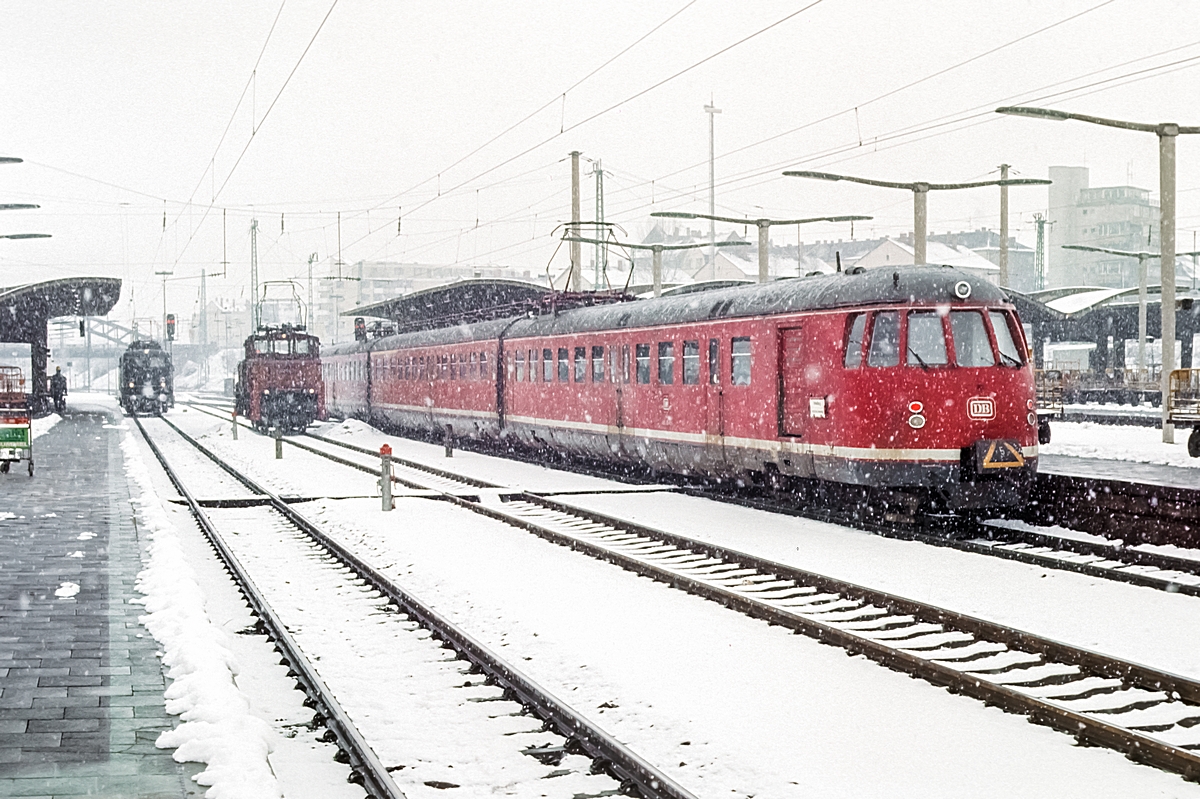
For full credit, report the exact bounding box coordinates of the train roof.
[325,265,1011,355]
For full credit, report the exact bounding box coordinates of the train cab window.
[906,311,948,367]
[989,311,1025,367]
[255,340,271,354]
[950,311,995,367]
[574,347,587,382]
[635,344,651,384]
[709,339,720,384]
[294,339,311,355]
[527,349,536,382]
[658,342,675,385]
[731,337,751,385]
[557,348,569,382]
[682,340,700,384]
[592,346,604,382]
[543,349,554,382]
[867,312,900,368]
[844,313,867,368]
[515,351,525,382]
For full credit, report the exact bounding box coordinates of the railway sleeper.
[1030,677,1126,702]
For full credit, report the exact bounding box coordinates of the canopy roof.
[0,277,122,341]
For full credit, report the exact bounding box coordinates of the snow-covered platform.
[0,402,197,797]
[1039,419,1199,489]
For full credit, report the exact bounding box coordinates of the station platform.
[0,406,198,797]
[1040,453,1199,491]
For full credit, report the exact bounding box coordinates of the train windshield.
[129,352,169,369]
[950,311,995,367]
[989,311,1025,366]
[253,336,315,356]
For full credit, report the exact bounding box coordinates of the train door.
[705,337,724,440]
[778,327,809,437]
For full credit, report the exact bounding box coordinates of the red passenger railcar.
[323,266,1038,509]
[235,324,325,432]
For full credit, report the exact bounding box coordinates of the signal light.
[354,317,366,342]
[165,314,176,341]
[78,319,85,337]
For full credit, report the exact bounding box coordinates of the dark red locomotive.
[322,266,1039,509]
[235,324,324,432]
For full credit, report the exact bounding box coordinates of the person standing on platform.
[50,366,67,414]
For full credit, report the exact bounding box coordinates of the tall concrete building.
[1048,166,1158,289]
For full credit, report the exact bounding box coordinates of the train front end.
[236,326,324,433]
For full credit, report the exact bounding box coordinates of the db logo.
[967,396,995,420]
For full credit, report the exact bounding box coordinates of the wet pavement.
[0,408,198,798]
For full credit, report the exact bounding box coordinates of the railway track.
[137,413,697,799]
[182,398,1200,598]
[176,401,1200,781]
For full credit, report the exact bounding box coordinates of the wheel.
[1189,427,1200,459]
[0,461,8,474]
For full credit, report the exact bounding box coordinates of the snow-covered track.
[134,415,404,799]
[183,407,1200,780]
[148,414,700,799]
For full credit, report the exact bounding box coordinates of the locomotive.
[322,266,1039,510]
[234,324,324,432]
[119,340,175,416]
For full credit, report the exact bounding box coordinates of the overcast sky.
[3,0,1199,323]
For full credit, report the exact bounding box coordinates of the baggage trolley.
[0,366,33,476]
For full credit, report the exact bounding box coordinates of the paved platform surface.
[0,408,199,798]
[1040,453,1198,491]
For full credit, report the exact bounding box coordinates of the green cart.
[0,366,33,476]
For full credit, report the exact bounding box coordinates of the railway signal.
[165,314,175,341]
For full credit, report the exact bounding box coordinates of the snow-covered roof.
[1044,287,1131,314]
[855,239,1000,272]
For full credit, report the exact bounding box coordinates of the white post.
[705,102,721,268]
[1137,255,1149,379]
[757,222,769,283]
[1159,127,1177,443]
[652,246,663,298]
[913,185,928,265]
[380,444,393,511]
[570,151,581,292]
[999,164,1010,286]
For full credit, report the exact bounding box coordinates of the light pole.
[651,211,871,283]
[154,270,172,347]
[998,106,1200,442]
[562,235,749,297]
[1061,244,1200,383]
[784,170,1050,272]
[704,102,721,268]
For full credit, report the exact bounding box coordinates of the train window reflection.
[906,311,948,367]
[658,342,675,384]
[574,347,587,382]
[635,344,650,384]
[950,311,995,367]
[731,337,751,385]
[682,341,699,384]
[867,312,899,368]
[989,311,1025,367]
[844,313,866,368]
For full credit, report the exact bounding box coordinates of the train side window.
[480,352,489,380]
[515,351,525,382]
[989,311,1025,367]
[844,313,867,368]
[622,344,631,384]
[950,311,995,367]
[592,346,604,382]
[635,344,650,384]
[527,349,536,382]
[470,352,478,380]
[574,346,587,382]
[682,340,699,384]
[731,337,751,385]
[451,354,459,380]
[867,312,900,368]
[658,342,675,385]
[708,339,719,384]
[543,349,554,382]
[558,348,569,382]
[906,311,948,367]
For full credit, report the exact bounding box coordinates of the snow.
[167,407,1200,797]
[120,427,283,799]
[31,413,58,439]
[53,581,79,598]
[1044,420,1200,469]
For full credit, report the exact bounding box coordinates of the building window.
[574,346,587,382]
[709,339,719,384]
[592,346,605,382]
[731,336,751,385]
[636,344,650,384]
[543,348,554,382]
[658,342,675,384]
[682,340,700,384]
[558,348,569,382]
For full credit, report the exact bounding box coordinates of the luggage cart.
[1167,368,1200,458]
[0,366,33,476]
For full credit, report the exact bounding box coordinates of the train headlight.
[1026,399,1035,411]
[263,389,270,395]
[1028,412,1037,426]
[908,414,926,429]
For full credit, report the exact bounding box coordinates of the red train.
[322,266,1039,509]
[235,324,325,432]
